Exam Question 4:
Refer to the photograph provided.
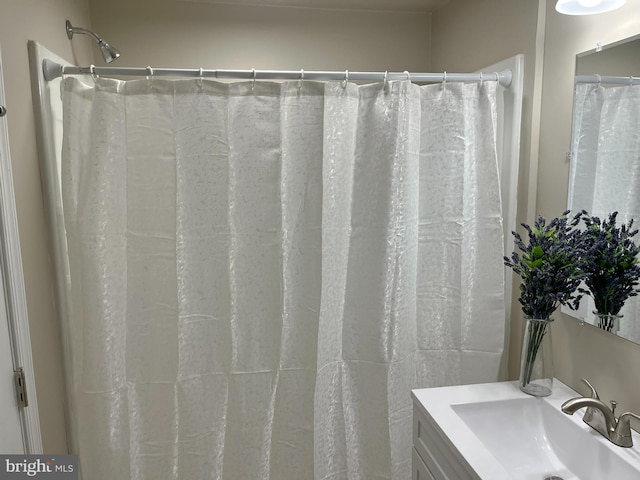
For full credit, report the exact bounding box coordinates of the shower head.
[97,42,121,64]
[65,20,121,63]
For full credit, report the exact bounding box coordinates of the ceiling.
[177,0,450,12]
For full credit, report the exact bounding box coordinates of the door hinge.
[14,367,28,408]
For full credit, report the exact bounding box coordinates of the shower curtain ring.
[89,64,98,80]
[251,68,256,90]
[630,76,634,86]
[404,70,411,82]
[383,70,388,90]
[299,69,304,90]
[342,70,349,88]
[198,67,204,90]
[146,66,154,81]
[595,74,602,87]
[479,72,484,88]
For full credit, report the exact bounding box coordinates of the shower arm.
[65,20,120,63]
[41,59,513,87]
[66,21,105,45]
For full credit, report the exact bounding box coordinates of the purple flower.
[504,211,587,319]
[579,212,640,316]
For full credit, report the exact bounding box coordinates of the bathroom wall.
[0,0,94,453]
[538,0,640,414]
[430,0,540,73]
[89,0,432,72]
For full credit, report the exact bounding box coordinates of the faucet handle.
[610,400,618,416]
[612,412,640,448]
[581,378,600,400]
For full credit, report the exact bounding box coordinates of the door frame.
[0,44,43,453]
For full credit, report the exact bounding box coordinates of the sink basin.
[453,396,640,479]
[412,380,640,480]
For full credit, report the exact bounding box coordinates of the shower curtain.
[569,83,640,339]
[60,76,505,480]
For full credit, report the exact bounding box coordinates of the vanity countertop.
[411,379,640,480]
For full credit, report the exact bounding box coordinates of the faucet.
[561,378,640,448]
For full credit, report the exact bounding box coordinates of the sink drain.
[544,476,564,480]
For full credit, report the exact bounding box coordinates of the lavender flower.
[579,212,640,316]
[504,211,586,319]
[505,211,587,392]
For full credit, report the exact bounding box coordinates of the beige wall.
[538,0,640,414]
[89,0,431,72]
[430,0,540,73]
[0,0,94,453]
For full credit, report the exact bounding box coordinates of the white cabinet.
[412,396,481,480]
[412,447,436,480]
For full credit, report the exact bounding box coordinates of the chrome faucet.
[561,378,640,448]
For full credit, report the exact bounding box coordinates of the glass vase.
[595,312,622,334]
[519,317,554,397]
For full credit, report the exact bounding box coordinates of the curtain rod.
[575,74,640,86]
[42,59,513,87]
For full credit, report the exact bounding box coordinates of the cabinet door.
[413,448,436,480]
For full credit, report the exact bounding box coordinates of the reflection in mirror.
[565,35,640,344]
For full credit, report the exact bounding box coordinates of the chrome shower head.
[97,41,121,64]
[65,20,121,63]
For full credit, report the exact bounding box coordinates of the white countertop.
[411,379,640,480]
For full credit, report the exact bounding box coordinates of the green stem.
[522,319,548,388]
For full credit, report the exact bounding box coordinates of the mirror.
[564,35,640,344]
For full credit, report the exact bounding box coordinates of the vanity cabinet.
[412,399,479,480]
[412,447,436,480]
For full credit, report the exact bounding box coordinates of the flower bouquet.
[504,211,586,396]
[579,212,640,332]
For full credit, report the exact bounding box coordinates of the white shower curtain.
[60,76,505,480]
[569,83,640,339]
